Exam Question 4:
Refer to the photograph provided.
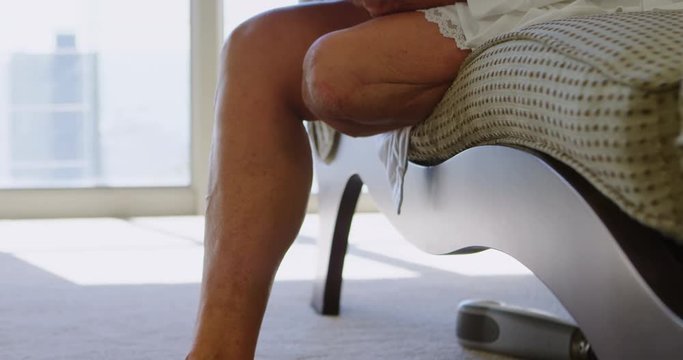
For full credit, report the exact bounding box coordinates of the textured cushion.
[409,9,683,243]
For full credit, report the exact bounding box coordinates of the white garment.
[377,0,683,214]
[426,0,683,50]
[376,126,412,213]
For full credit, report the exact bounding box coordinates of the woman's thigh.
[303,10,470,133]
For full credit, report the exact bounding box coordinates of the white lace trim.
[419,7,468,50]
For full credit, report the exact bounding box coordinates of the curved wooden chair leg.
[311,174,363,315]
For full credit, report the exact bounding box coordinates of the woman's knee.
[222,3,369,119]
[302,32,366,124]
[223,2,368,70]
[219,7,327,119]
[223,9,297,69]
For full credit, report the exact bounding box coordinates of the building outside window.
[7,33,98,187]
[0,0,190,189]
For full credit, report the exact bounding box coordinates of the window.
[0,0,190,188]
[0,0,336,217]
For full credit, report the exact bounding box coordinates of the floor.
[0,213,570,359]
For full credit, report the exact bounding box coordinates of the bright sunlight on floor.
[1,214,531,286]
[0,214,564,360]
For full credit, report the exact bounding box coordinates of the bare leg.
[188,3,369,359]
[189,3,469,359]
[303,11,471,136]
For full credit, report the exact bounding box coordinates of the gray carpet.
[0,214,570,359]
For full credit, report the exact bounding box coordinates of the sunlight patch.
[13,248,204,286]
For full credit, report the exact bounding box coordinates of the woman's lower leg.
[188,2,469,358]
[188,3,369,359]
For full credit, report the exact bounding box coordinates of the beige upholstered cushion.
[410,9,683,242]
[311,10,683,243]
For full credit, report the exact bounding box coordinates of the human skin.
[352,0,467,16]
[187,1,469,359]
